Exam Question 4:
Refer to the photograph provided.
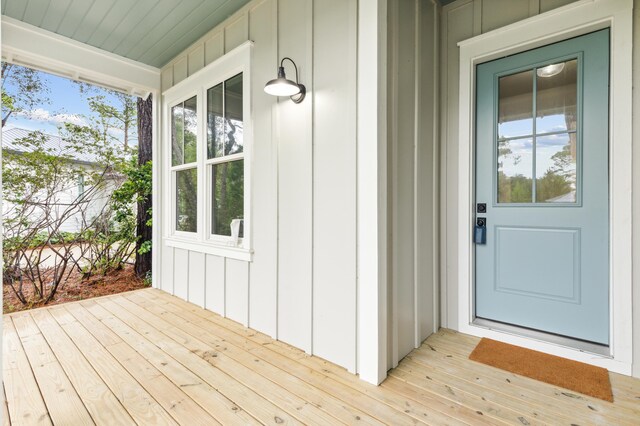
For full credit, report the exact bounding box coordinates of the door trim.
[456,0,633,375]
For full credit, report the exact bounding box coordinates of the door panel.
[475,29,609,345]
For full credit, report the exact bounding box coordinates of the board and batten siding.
[386,0,439,368]
[159,0,359,372]
[440,0,640,378]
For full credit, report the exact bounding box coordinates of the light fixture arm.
[282,58,306,103]
[280,57,300,85]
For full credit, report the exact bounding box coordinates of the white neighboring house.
[2,127,121,234]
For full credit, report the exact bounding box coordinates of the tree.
[135,95,153,278]
[75,82,137,151]
[1,62,51,127]
[2,130,120,304]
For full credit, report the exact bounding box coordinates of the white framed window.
[163,42,253,261]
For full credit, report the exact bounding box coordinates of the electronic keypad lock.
[474,217,486,245]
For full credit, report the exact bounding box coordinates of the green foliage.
[111,158,153,254]
[1,63,51,126]
[212,160,244,236]
[1,70,147,306]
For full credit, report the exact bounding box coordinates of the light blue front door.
[475,30,610,345]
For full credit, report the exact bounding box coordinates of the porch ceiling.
[1,0,252,68]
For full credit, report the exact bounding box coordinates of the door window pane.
[498,70,533,139]
[171,96,197,166]
[225,73,244,155]
[536,60,577,134]
[498,137,533,203]
[207,83,224,158]
[211,160,244,237]
[535,133,577,202]
[176,168,197,232]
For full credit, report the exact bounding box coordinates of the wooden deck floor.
[3,288,639,425]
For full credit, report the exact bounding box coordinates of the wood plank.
[10,312,94,425]
[47,306,177,426]
[115,293,381,426]
[413,335,640,424]
[64,302,218,425]
[2,317,51,425]
[146,288,640,426]
[95,297,323,426]
[428,332,640,416]
[29,309,134,425]
[398,356,603,426]
[89,299,264,426]
[6,290,640,426]
[392,364,549,425]
[3,384,10,426]
[137,289,481,425]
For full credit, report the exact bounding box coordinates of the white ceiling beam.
[1,16,160,98]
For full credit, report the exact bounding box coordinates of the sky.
[498,114,574,179]
[2,65,136,145]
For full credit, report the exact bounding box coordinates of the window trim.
[162,41,253,261]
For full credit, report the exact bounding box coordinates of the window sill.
[164,237,253,262]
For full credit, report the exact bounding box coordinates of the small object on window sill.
[231,219,243,245]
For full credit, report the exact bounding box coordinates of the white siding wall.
[632,0,640,379]
[440,0,640,378]
[386,0,439,368]
[159,0,359,372]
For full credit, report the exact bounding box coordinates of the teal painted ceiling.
[2,0,252,68]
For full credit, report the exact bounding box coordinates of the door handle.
[474,218,486,245]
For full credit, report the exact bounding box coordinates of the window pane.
[183,96,198,164]
[497,137,533,203]
[535,133,577,203]
[498,70,533,139]
[211,160,244,237]
[207,83,224,159]
[536,59,577,134]
[224,73,243,155]
[171,103,184,166]
[176,168,197,232]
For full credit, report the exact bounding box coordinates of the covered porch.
[3,289,639,425]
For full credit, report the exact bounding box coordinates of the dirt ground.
[3,264,149,314]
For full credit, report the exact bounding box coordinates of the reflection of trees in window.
[171,96,197,166]
[211,160,243,236]
[176,168,197,232]
[207,73,244,237]
[498,172,532,203]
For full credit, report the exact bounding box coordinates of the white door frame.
[456,0,633,375]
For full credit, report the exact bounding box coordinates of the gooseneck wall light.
[264,57,306,103]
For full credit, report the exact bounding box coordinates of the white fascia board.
[1,16,160,97]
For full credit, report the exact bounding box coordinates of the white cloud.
[15,108,87,127]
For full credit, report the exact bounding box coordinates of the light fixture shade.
[264,77,301,96]
[264,62,306,103]
[536,62,565,78]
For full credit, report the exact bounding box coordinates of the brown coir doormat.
[469,338,613,402]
